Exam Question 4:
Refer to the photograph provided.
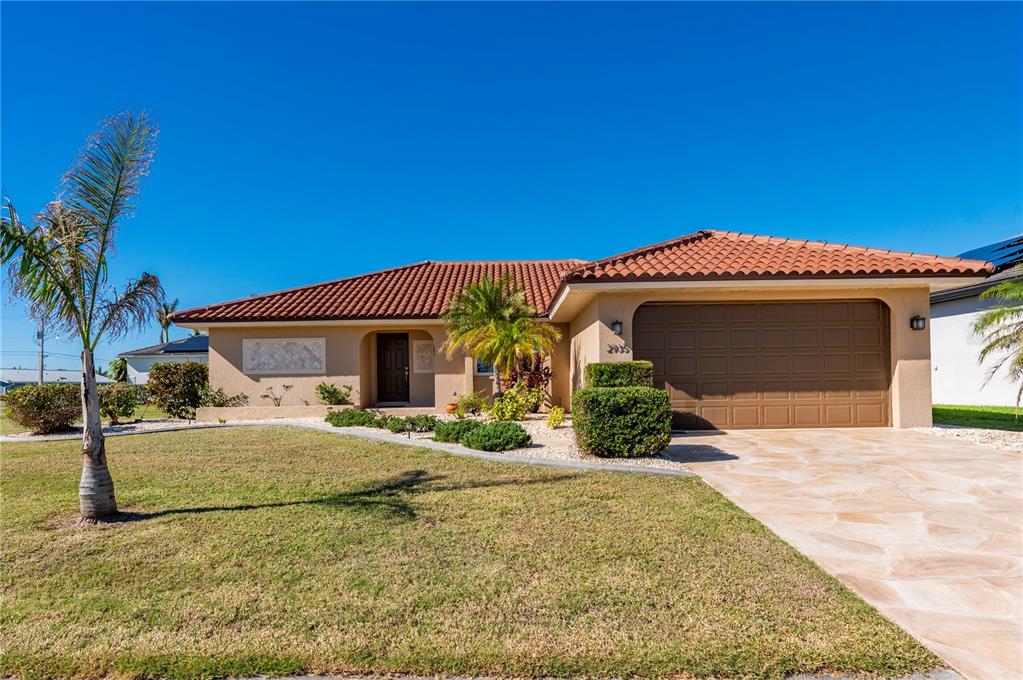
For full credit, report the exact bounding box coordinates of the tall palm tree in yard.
[156,298,178,343]
[1,111,163,519]
[973,278,1023,408]
[443,274,561,386]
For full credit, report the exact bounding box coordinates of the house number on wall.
[607,343,632,354]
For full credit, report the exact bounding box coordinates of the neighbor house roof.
[0,368,113,385]
[564,230,994,283]
[119,335,209,357]
[959,234,1023,273]
[170,260,585,323]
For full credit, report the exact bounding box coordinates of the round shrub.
[572,386,671,458]
[460,421,532,452]
[98,383,139,423]
[147,362,208,419]
[434,418,483,443]
[3,382,80,434]
[406,414,439,432]
[325,409,376,427]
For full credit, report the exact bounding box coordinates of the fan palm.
[443,274,561,385]
[1,111,163,519]
[972,279,1023,408]
[156,298,179,343]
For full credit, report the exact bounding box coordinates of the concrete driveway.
[670,428,1022,680]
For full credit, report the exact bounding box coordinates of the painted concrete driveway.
[669,428,1022,680]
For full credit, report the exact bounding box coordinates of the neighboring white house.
[119,335,209,385]
[0,368,113,395]
[931,235,1022,407]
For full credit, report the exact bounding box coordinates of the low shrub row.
[325,410,439,433]
[461,421,532,452]
[2,383,80,434]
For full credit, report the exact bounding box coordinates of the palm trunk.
[80,348,117,519]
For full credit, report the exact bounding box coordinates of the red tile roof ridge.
[169,261,436,321]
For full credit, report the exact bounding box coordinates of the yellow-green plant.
[546,405,565,428]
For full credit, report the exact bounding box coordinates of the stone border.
[1,419,694,478]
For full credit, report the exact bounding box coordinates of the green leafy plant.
[260,384,293,407]
[972,280,1023,408]
[316,382,353,406]
[434,418,483,443]
[487,382,542,421]
[406,414,439,432]
[107,357,128,383]
[546,405,565,428]
[442,274,561,386]
[461,420,532,452]
[454,391,488,418]
[572,386,671,458]
[199,385,247,408]
[1,111,163,518]
[2,383,80,434]
[147,362,208,419]
[325,409,376,427]
[585,361,654,388]
[98,383,139,423]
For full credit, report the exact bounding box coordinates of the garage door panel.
[633,300,891,429]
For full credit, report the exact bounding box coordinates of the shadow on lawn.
[111,469,574,523]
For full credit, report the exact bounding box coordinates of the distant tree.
[973,279,1023,409]
[156,298,179,343]
[1,111,163,519]
[107,357,128,383]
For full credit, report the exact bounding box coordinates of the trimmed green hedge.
[460,421,532,452]
[434,418,483,443]
[585,361,654,388]
[325,409,376,427]
[572,386,671,458]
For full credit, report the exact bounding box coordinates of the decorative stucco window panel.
[413,341,435,374]
[242,338,326,375]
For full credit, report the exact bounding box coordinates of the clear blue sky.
[2,2,1021,370]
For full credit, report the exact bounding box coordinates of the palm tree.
[107,357,128,383]
[972,279,1023,408]
[156,298,179,343]
[1,112,163,519]
[443,274,561,387]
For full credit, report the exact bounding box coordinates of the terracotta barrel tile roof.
[170,260,585,323]
[564,230,994,282]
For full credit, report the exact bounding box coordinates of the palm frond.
[94,273,164,345]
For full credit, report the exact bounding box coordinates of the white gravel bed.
[2,418,221,441]
[915,424,1023,452]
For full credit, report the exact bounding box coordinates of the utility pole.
[36,318,45,385]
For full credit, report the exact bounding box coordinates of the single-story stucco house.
[170,230,993,429]
[931,234,1022,407]
[118,335,209,385]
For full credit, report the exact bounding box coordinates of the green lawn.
[1,428,939,680]
[933,404,1023,431]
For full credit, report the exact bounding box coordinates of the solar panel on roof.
[162,335,209,353]
[959,234,1023,272]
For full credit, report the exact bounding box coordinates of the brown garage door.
[633,301,891,429]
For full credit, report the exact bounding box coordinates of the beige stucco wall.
[208,324,472,409]
[558,284,933,428]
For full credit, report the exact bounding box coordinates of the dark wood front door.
[377,333,410,403]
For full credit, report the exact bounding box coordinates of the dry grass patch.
[2,427,939,679]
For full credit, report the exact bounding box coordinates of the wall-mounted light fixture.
[611,320,623,335]
[910,315,926,331]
